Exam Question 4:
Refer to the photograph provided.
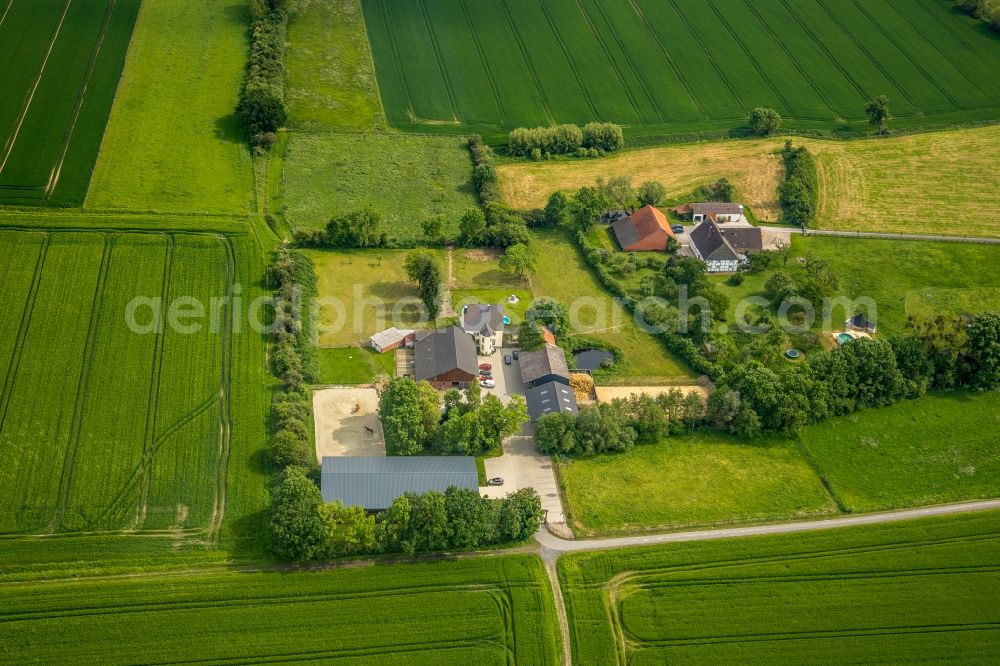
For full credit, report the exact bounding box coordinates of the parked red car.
[478,363,492,370]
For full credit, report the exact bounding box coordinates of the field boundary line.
[737,0,842,122]
[627,0,704,118]
[45,0,119,199]
[457,0,507,128]
[353,0,389,130]
[665,0,747,117]
[496,0,555,125]
[0,234,49,438]
[587,0,664,122]
[571,0,645,122]
[702,0,794,116]
[135,234,173,528]
[0,0,74,177]
[414,0,459,122]
[805,0,920,112]
[535,0,601,121]
[52,232,116,531]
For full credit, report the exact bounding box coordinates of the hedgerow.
[777,141,818,227]
[507,123,623,159]
[236,4,288,148]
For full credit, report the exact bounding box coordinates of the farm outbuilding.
[525,380,579,422]
[321,456,479,511]
[611,204,674,251]
[519,345,570,387]
[413,327,479,388]
[369,327,414,353]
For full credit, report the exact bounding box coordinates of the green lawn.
[531,228,694,383]
[1,555,560,664]
[558,432,836,536]
[282,132,477,242]
[801,390,1000,513]
[86,0,254,213]
[317,346,395,384]
[285,0,383,130]
[559,511,1000,665]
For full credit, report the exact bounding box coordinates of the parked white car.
[480,379,496,389]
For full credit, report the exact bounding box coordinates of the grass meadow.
[0,0,140,206]
[282,132,477,241]
[0,216,269,549]
[559,511,1000,664]
[317,346,395,385]
[802,390,1000,513]
[559,390,1000,535]
[1,555,561,664]
[85,0,255,213]
[286,0,383,130]
[558,431,837,536]
[498,125,1000,237]
[362,0,1000,138]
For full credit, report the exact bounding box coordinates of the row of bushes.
[507,122,624,158]
[270,472,545,561]
[236,3,288,149]
[294,209,391,249]
[777,141,818,227]
[536,389,706,456]
[465,135,532,247]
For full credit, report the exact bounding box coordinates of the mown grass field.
[317,346,395,384]
[559,390,1000,535]
[499,125,1000,236]
[1,555,561,664]
[0,216,269,547]
[362,0,1000,137]
[531,229,695,382]
[286,0,383,130]
[802,390,1000,513]
[283,132,477,240]
[0,0,140,206]
[558,432,837,536]
[559,511,1000,665]
[85,0,255,213]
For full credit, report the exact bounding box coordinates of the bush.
[582,122,625,152]
[508,124,583,157]
[778,143,818,227]
[237,10,287,141]
[748,107,782,136]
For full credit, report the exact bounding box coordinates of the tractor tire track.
[415,0,459,122]
[458,0,507,128]
[376,0,417,123]
[0,234,50,437]
[45,0,119,199]
[206,236,236,543]
[627,0,705,118]
[52,232,116,531]
[0,0,73,176]
[135,233,173,528]
[497,0,556,125]
[572,0,644,123]
[536,0,601,121]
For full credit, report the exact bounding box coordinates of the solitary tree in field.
[404,251,443,320]
[748,107,782,136]
[499,242,534,279]
[638,180,667,206]
[864,96,891,134]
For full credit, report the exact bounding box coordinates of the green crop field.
[86,0,255,213]
[0,555,561,664]
[559,511,1000,664]
[361,0,1000,138]
[559,431,837,536]
[283,131,477,240]
[0,216,269,546]
[0,0,140,206]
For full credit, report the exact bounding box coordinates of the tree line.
[379,378,529,456]
[236,0,289,150]
[777,141,818,227]
[507,122,624,159]
[270,470,544,561]
[959,0,1000,31]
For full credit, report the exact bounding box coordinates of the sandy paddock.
[312,387,385,462]
[594,385,710,403]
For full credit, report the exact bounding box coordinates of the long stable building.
[321,456,479,511]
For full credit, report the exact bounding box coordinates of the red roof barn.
[611,204,675,251]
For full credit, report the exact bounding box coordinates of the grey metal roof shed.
[525,381,579,422]
[321,456,479,510]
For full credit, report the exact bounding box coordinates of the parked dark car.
[487,477,504,486]
[671,224,684,233]
[503,354,512,365]
[512,350,519,360]
[480,370,492,378]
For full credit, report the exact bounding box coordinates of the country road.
[534,499,1000,666]
[758,225,1000,245]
